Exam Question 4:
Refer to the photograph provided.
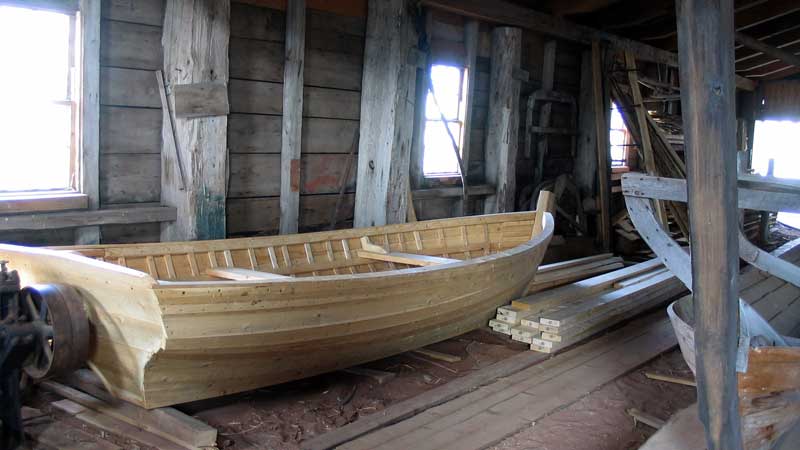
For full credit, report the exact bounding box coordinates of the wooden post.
[625,51,668,227]
[574,50,596,197]
[161,0,230,241]
[676,0,742,449]
[76,0,101,245]
[484,27,522,214]
[354,0,417,227]
[531,40,556,189]
[591,42,611,252]
[280,0,305,235]
[459,19,480,216]
[409,10,432,194]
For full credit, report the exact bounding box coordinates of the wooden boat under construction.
[0,212,553,408]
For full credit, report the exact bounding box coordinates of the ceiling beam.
[420,0,756,90]
[735,31,800,69]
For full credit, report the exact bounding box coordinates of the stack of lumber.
[523,253,624,295]
[491,258,687,353]
[488,253,624,335]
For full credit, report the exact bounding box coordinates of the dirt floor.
[179,328,529,450]
[491,349,697,450]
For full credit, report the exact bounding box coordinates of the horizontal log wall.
[226,2,364,236]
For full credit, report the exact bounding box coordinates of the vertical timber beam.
[532,40,556,189]
[76,0,101,245]
[574,50,596,198]
[484,27,522,214]
[355,0,417,227]
[591,42,611,252]
[161,0,230,241]
[459,19,479,216]
[409,10,432,193]
[625,51,668,227]
[280,0,305,234]
[676,0,743,449]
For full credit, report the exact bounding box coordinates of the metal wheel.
[19,284,89,379]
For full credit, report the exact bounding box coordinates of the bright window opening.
[751,119,800,229]
[0,6,78,193]
[423,64,468,178]
[609,103,630,168]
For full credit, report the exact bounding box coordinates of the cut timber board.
[538,271,679,327]
[52,399,187,450]
[24,406,121,450]
[43,374,216,450]
[513,258,663,311]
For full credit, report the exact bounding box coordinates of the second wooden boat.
[0,212,553,408]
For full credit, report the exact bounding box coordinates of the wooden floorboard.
[300,345,550,450]
[328,311,676,450]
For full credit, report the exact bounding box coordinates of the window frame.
[422,64,468,180]
[609,103,632,169]
[0,0,97,216]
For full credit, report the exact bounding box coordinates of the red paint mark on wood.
[291,159,301,192]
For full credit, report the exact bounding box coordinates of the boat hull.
[0,212,553,408]
[668,301,800,450]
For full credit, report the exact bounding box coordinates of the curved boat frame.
[0,212,553,408]
[622,172,800,449]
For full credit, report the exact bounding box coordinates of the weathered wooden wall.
[225,2,364,236]
[1,0,591,246]
[97,0,164,242]
[416,10,584,220]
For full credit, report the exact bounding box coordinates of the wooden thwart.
[207,267,291,280]
[357,250,459,267]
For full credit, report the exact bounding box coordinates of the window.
[752,119,800,229]
[423,64,469,178]
[609,103,630,168]
[0,5,79,195]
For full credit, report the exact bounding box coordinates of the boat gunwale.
[53,211,539,255]
[151,213,554,288]
[42,212,553,289]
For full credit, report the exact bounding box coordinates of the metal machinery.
[0,261,89,449]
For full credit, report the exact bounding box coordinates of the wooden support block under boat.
[0,212,554,408]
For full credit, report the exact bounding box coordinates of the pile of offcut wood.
[491,258,686,353]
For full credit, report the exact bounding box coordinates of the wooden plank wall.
[0,0,165,246]
[98,0,165,243]
[419,10,583,219]
[225,2,364,236]
[1,1,584,245]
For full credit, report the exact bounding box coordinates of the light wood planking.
[3,211,552,408]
